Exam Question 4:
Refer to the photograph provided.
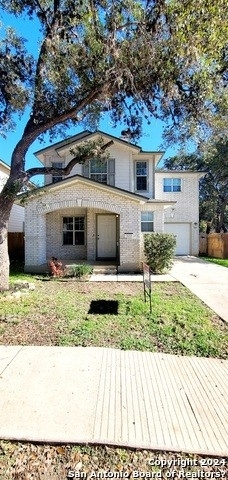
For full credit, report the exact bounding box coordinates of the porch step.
[92,265,117,275]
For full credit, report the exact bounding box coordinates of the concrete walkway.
[169,257,228,323]
[91,256,228,322]
[0,345,227,456]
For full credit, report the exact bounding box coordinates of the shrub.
[67,264,93,279]
[144,233,176,273]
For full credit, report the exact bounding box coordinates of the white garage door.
[164,223,190,255]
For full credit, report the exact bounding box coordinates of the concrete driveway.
[169,256,228,323]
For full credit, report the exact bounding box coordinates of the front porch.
[25,260,118,275]
[24,177,154,273]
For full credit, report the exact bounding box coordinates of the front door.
[97,214,117,259]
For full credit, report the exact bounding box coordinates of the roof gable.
[34,130,164,163]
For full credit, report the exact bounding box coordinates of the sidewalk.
[0,345,227,456]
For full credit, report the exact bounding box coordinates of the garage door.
[164,223,190,255]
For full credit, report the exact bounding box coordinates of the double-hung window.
[163,178,181,192]
[63,217,85,245]
[83,158,115,185]
[90,159,107,184]
[52,162,63,183]
[136,161,148,191]
[141,212,154,232]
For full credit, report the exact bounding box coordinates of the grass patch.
[1,278,227,358]
[66,263,93,278]
[203,257,228,268]
[9,260,34,283]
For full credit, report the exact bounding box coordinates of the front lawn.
[1,278,227,358]
[1,275,227,478]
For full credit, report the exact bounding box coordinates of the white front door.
[97,214,117,259]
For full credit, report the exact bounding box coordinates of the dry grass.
[0,442,227,480]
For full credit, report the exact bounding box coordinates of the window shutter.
[107,158,115,186]
[82,161,89,178]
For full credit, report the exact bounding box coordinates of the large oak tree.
[0,0,227,289]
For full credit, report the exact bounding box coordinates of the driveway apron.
[170,256,228,323]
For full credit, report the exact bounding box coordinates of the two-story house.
[23,131,202,273]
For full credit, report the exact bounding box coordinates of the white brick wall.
[24,181,143,271]
[155,172,199,221]
[46,208,87,260]
[155,172,200,254]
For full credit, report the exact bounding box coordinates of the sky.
[0,8,180,186]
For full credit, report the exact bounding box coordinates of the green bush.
[144,233,176,273]
[67,264,93,278]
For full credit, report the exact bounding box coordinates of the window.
[90,159,107,184]
[63,217,85,245]
[83,158,115,185]
[163,178,181,192]
[52,162,63,183]
[141,212,154,232]
[136,161,148,191]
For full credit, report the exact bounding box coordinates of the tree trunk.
[0,195,14,291]
[0,138,29,290]
[215,201,228,233]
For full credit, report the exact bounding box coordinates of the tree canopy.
[0,0,227,154]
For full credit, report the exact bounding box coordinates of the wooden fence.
[199,233,228,259]
[8,232,25,260]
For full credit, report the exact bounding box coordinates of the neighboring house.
[0,159,25,233]
[24,131,203,273]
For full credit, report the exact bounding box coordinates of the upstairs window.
[136,161,148,191]
[82,158,115,186]
[163,178,181,192]
[52,162,63,183]
[63,217,85,245]
[90,159,107,184]
[141,211,154,232]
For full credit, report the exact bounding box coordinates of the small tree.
[144,233,176,274]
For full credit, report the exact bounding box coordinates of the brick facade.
[24,180,143,272]
[155,172,201,255]
[24,132,202,272]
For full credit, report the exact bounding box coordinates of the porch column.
[118,205,141,272]
[87,208,96,261]
[24,203,46,272]
[154,208,164,232]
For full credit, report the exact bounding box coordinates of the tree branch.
[25,140,114,179]
[33,0,51,29]
[10,84,107,177]
[24,83,105,137]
